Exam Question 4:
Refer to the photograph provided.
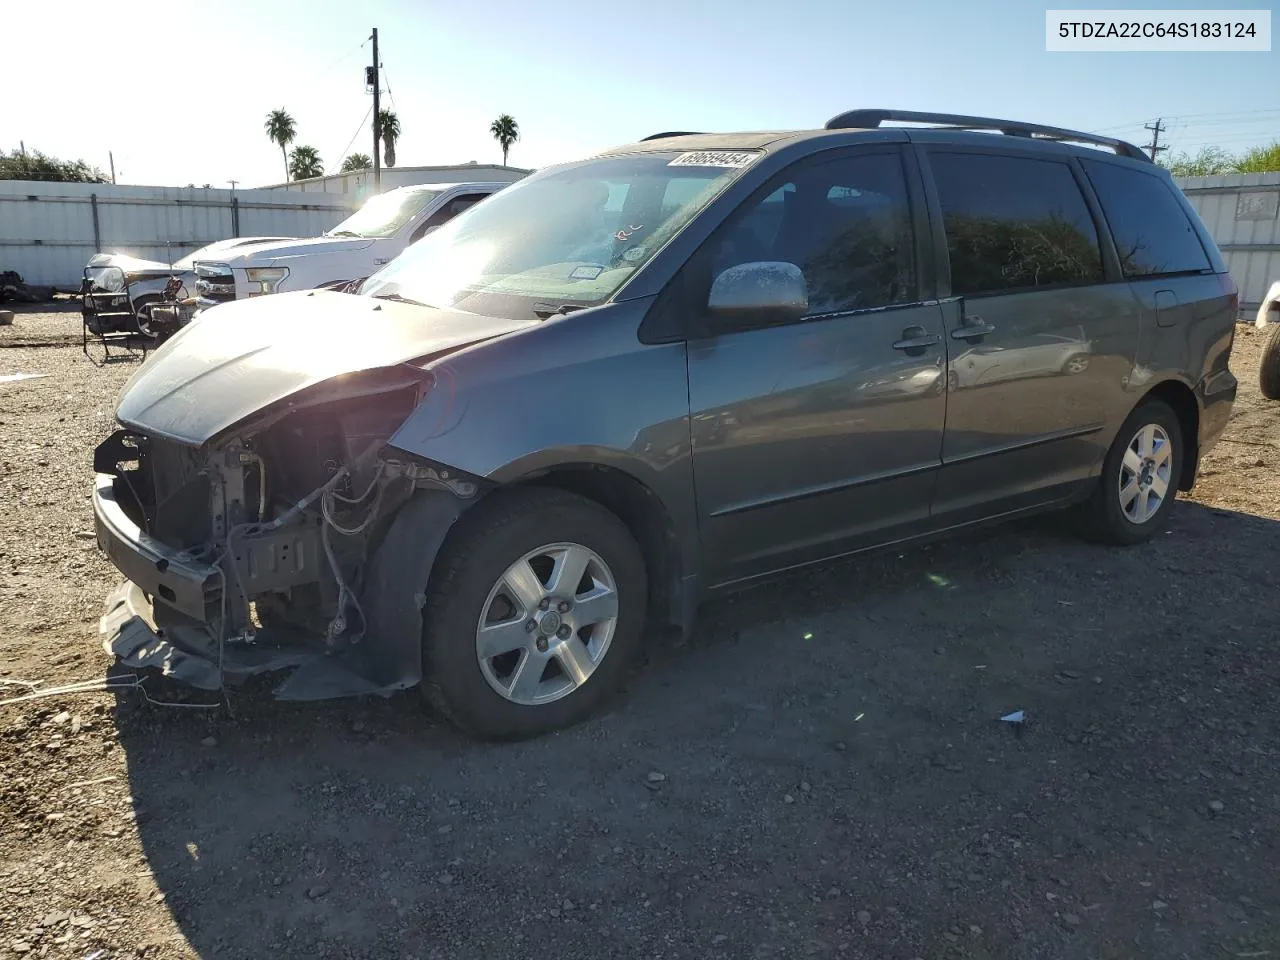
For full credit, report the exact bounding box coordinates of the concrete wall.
[1175,172,1280,316]
[0,181,360,288]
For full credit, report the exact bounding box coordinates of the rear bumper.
[93,472,218,622]
[1198,368,1237,457]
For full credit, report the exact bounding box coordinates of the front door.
[684,148,948,585]
[920,148,1140,521]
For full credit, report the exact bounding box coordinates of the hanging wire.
[329,102,376,175]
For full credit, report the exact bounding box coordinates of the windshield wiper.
[373,292,430,307]
[328,230,362,238]
[532,302,586,321]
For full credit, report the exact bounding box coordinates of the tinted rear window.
[1081,160,1212,278]
[930,153,1103,296]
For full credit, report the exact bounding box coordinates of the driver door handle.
[951,318,996,341]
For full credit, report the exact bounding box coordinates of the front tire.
[421,488,647,740]
[1077,399,1184,545]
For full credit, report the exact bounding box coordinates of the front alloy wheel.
[420,487,647,740]
[477,543,619,705]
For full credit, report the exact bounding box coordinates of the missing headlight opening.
[94,374,480,701]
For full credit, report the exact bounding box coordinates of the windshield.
[359,151,760,319]
[327,188,441,239]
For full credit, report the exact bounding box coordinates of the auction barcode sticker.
[1046,10,1271,50]
[668,151,758,168]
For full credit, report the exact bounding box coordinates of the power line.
[328,102,375,175]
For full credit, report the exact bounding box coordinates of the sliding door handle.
[951,319,996,341]
[892,326,942,354]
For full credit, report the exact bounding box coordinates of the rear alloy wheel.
[1078,399,1184,545]
[422,488,647,740]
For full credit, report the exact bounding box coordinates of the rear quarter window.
[1081,160,1213,278]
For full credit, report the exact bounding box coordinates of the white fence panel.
[0,181,360,288]
[1176,172,1280,316]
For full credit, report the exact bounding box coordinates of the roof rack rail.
[641,131,704,141]
[823,109,1150,162]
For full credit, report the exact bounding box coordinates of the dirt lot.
[2,307,1278,960]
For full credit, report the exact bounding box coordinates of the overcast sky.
[4,0,1277,187]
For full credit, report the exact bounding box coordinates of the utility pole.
[1144,119,1168,162]
[370,27,381,191]
[109,151,116,184]
[227,179,239,191]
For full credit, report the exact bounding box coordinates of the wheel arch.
[1137,379,1200,491]
[498,460,692,633]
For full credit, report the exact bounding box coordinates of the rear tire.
[1077,399,1184,545]
[1260,323,1280,401]
[421,488,647,740]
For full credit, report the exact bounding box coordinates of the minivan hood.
[213,235,377,266]
[116,290,536,445]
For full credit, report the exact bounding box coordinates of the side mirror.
[707,261,808,328]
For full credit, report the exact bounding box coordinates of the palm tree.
[377,110,401,168]
[341,152,373,172]
[264,109,297,182]
[490,114,519,166]
[288,145,323,181]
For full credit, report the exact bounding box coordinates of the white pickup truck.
[192,181,510,307]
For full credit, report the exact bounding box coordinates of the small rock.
[53,711,70,725]
[855,910,872,925]
[437,825,453,835]
[646,771,667,783]
[10,942,31,954]
[799,781,811,793]
[439,872,454,886]
[351,720,365,733]
[561,899,575,912]
[1208,799,1225,815]
[70,716,81,734]
[1151,900,1168,911]
[1062,913,1082,927]
[200,737,217,748]
[713,934,728,945]
[306,885,329,899]
[826,887,841,899]
[784,794,796,804]
[969,925,982,936]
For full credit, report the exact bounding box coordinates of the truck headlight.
[244,267,290,296]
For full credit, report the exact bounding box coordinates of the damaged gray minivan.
[94,110,1238,739]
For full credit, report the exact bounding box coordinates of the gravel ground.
[1,312,1278,960]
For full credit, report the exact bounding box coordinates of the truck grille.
[194,262,235,304]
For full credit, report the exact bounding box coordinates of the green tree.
[489,114,519,166]
[377,110,401,168]
[1235,141,1280,174]
[264,108,297,182]
[0,148,108,182]
[1163,146,1236,177]
[289,145,323,181]
[341,152,373,172]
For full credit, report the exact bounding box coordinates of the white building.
[263,163,531,200]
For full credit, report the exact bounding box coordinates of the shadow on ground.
[113,503,1280,959]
